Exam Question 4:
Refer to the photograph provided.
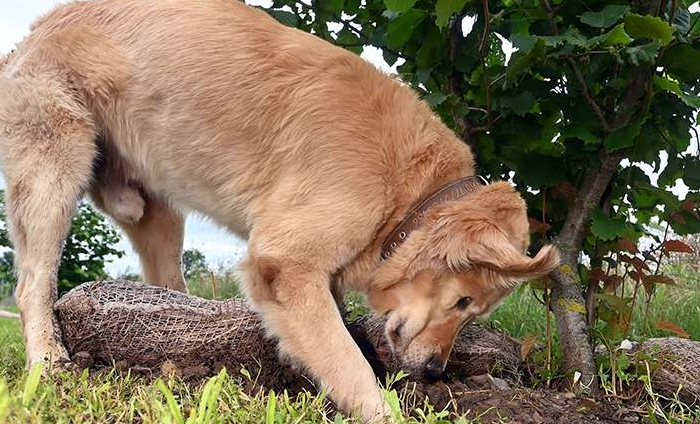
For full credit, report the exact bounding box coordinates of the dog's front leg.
[242,256,389,422]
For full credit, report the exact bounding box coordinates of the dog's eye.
[454,296,472,311]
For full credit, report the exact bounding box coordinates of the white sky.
[0,0,697,275]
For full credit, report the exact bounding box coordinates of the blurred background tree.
[0,191,124,294]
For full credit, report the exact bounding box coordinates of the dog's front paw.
[25,340,71,373]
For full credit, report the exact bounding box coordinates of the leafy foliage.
[0,191,124,294]
[258,0,700,375]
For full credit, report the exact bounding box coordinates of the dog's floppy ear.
[370,230,443,290]
[444,226,561,280]
[423,190,561,282]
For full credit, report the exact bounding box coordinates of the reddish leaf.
[551,181,577,203]
[520,335,537,360]
[672,214,687,224]
[528,217,551,234]
[663,240,695,255]
[630,257,651,273]
[617,254,633,264]
[643,280,654,296]
[641,274,676,285]
[655,321,690,338]
[589,268,606,282]
[681,198,695,213]
[603,275,623,292]
[629,271,642,282]
[617,237,638,254]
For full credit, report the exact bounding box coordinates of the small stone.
[490,377,511,391]
[160,360,182,378]
[71,351,94,369]
[619,339,635,350]
[563,392,576,399]
[594,344,608,354]
[465,374,511,391]
[465,374,491,389]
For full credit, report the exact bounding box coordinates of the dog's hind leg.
[0,72,98,368]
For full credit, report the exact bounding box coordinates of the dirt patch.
[403,381,636,423]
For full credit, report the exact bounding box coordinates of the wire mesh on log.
[54,280,521,391]
[641,337,700,404]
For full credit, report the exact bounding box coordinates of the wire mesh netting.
[54,280,522,388]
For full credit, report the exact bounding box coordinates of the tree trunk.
[549,63,653,393]
[550,151,623,393]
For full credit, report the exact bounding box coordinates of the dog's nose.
[423,357,444,382]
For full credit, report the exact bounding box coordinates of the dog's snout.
[389,318,406,345]
[423,357,444,382]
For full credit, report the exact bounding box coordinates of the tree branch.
[479,0,493,127]
[540,0,612,132]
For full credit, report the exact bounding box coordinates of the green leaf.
[604,118,645,152]
[683,159,700,189]
[625,13,675,45]
[671,7,691,34]
[590,23,632,46]
[510,33,537,53]
[561,122,600,145]
[423,91,448,107]
[268,10,299,27]
[591,210,627,241]
[653,75,700,108]
[384,0,417,13]
[435,0,470,29]
[501,91,536,116]
[580,5,629,28]
[623,40,661,66]
[416,22,447,67]
[386,8,427,48]
[660,44,700,81]
[506,39,546,85]
[330,0,345,13]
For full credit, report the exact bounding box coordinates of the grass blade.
[0,381,10,422]
[265,390,277,424]
[156,379,184,424]
[22,362,43,407]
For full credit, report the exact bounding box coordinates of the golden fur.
[0,0,559,420]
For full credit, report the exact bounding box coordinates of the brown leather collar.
[380,176,486,261]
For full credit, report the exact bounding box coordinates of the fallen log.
[0,309,20,319]
[54,280,521,391]
[639,337,700,404]
[53,280,639,423]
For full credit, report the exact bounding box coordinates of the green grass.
[489,266,700,343]
[1,266,699,423]
[0,318,470,423]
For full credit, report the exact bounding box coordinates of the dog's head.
[367,181,560,380]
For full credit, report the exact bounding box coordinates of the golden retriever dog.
[0,0,559,420]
